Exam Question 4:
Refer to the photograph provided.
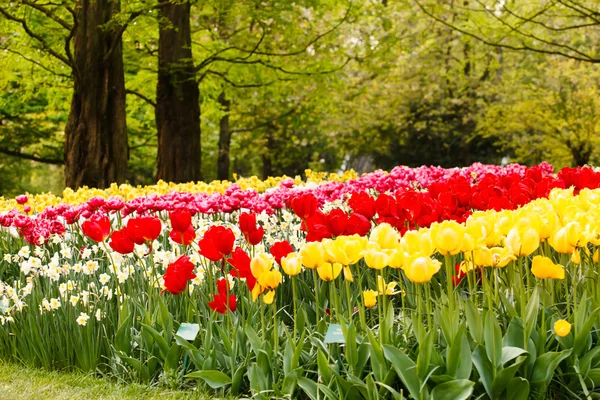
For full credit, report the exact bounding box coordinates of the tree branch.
[0,6,72,67]
[125,89,156,107]
[0,147,63,165]
[22,1,73,30]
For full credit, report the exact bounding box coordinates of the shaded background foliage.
[1,0,599,196]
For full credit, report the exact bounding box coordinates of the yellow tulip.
[554,319,571,337]
[363,290,377,309]
[488,247,516,267]
[571,248,581,264]
[281,253,303,276]
[250,253,273,278]
[364,245,389,270]
[404,255,442,283]
[385,248,404,269]
[300,242,325,269]
[337,235,367,265]
[531,256,565,280]
[377,276,399,296]
[549,222,582,254]
[466,247,492,267]
[317,262,342,281]
[505,227,540,256]
[594,249,599,263]
[401,230,434,257]
[342,265,354,282]
[263,290,276,305]
[258,269,282,289]
[369,223,401,249]
[430,221,465,255]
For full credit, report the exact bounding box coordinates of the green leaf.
[574,308,600,356]
[317,349,332,384]
[530,349,572,392]
[491,355,527,399]
[186,370,232,389]
[472,346,494,399]
[164,342,181,371]
[501,346,528,366]
[430,379,474,400]
[446,323,467,377]
[485,314,502,368]
[282,367,301,396]
[417,329,435,381]
[383,344,425,400]
[465,300,483,343]
[506,377,530,400]
[140,323,169,360]
[298,376,318,400]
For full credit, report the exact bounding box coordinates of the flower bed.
[1,163,600,399]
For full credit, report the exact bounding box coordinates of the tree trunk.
[217,92,231,180]
[64,0,128,189]
[156,0,202,183]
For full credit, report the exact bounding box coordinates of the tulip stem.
[345,277,352,323]
[355,264,367,331]
[444,254,455,329]
[313,270,320,327]
[292,277,298,342]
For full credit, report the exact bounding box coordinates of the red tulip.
[291,192,317,220]
[208,278,237,314]
[162,255,196,295]
[348,192,376,220]
[169,209,192,233]
[227,247,256,290]
[109,227,135,254]
[127,217,162,245]
[81,215,111,242]
[169,225,196,245]
[270,240,294,265]
[344,213,371,236]
[199,225,235,261]
[326,208,348,237]
[239,212,264,245]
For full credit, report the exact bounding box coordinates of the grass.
[0,361,219,400]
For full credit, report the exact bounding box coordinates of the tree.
[155,0,202,183]
[0,0,130,189]
[414,0,600,63]
[64,0,129,188]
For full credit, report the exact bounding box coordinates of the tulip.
[363,245,389,270]
[531,256,565,280]
[317,262,342,281]
[270,240,294,265]
[369,223,400,249]
[199,225,235,261]
[430,221,466,255]
[81,216,111,242]
[363,290,377,309]
[554,319,571,337]
[163,256,196,295]
[208,278,237,313]
[377,276,399,295]
[263,290,276,305]
[169,209,192,233]
[505,227,540,256]
[404,254,442,283]
[109,227,135,254]
[228,247,256,290]
[300,242,325,269]
[127,217,162,245]
[549,222,582,254]
[281,253,303,276]
[169,225,196,245]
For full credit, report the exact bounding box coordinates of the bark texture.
[217,92,231,180]
[64,0,128,189]
[155,0,202,183]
